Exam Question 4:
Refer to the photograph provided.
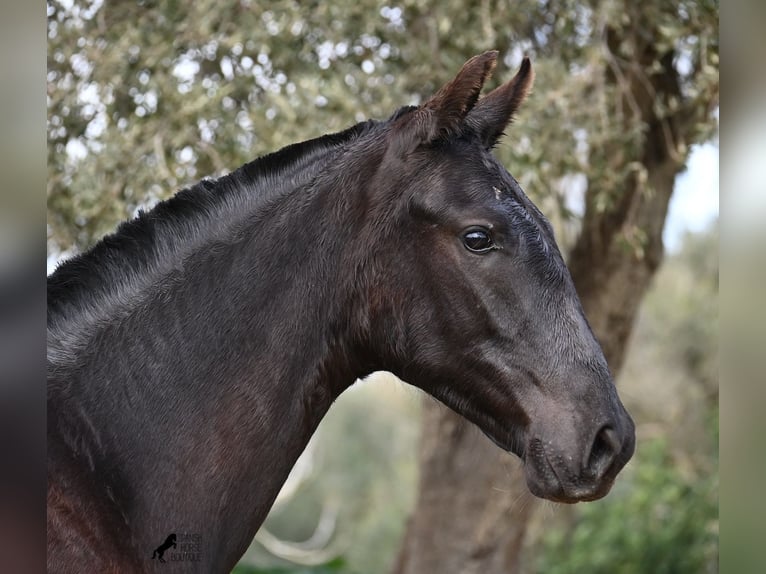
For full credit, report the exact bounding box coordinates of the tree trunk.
[392,19,708,574]
[392,401,535,574]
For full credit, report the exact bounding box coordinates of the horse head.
[367,51,635,503]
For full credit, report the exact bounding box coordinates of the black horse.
[47,51,635,573]
[151,534,176,563]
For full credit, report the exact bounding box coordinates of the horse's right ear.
[389,51,498,156]
[465,57,534,148]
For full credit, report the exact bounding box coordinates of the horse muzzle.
[522,415,636,503]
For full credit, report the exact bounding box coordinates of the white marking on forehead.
[493,186,503,201]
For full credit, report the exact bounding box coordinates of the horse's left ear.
[390,51,498,156]
[466,57,534,148]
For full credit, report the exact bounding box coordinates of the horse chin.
[525,472,615,504]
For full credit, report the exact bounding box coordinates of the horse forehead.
[430,149,504,198]
[419,145,544,226]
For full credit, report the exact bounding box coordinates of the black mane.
[47,119,379,325]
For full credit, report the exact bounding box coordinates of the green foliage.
[646,224,719,398]
[233,556,351,574]
[623,219,719,421]
[536,434,718,574]
[47,0,718,256]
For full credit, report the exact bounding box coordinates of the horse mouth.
[476,409,632,504]
[525,460,615,503]
[481,428,615,503]
[522,437,622,504]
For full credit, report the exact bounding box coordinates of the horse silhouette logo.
[151,533,177,563]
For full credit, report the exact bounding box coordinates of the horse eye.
[462,227,495,254]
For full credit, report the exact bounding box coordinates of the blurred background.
[45,1,719,572]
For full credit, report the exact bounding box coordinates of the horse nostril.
[587,425,620,478]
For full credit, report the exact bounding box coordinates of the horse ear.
[390,51,498,155]
[466,57,534,148]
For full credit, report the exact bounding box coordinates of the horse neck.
[48,152,387,567]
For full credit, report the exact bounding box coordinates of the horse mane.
[45,118,395,379]
[47,119,379,328]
